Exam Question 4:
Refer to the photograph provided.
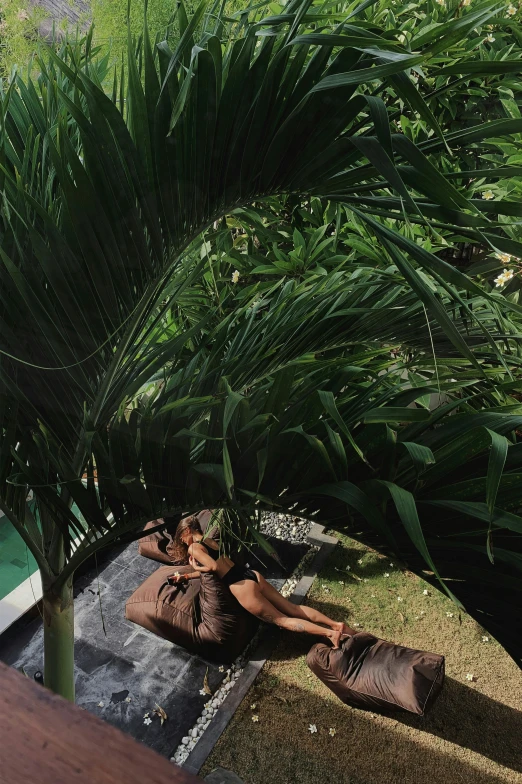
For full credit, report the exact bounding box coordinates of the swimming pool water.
[0,515,38,601]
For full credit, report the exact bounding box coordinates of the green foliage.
[90,0,175,64]
[2,0,522,699]
[0,0,47,77]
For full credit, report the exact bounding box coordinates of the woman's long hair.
[169,515,203,564]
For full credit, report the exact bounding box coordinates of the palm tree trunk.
[42,577,75,701]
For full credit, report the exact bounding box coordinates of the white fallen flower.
[482,635,489,642]
[446,612,454,618]
[346,565,351,571]
[329,728,337,737]
[252,715,259,723]
[218,666,225,672]
[250,703,257,710]
[125,697,132,703]
[144,717,152,726]
[363,578,369,583]
[389,563,394,567]
[199,689,208,696]
[466,673,475,682]
[423,589,429,595]
[357,559,363,565]
[97,702,104,708]
[308,724,318,734]
[338,581,345,585]
[384,573,390,578]
[143,712,150,718]
[231,270,240,284]
[397,596,403,602]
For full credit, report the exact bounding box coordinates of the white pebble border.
[170,539,319,767]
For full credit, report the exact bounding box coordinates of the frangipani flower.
[495,252,511,263]
[466,673,475,681]
[485,33,495,41]
[308,724,318,734]
[144,717,152,725]
[482,189,494,200]
[494,269,514,287]
[252,715,260,723]
[482,635,489,642]
[329,728,337,737]
[507,4,517,15]
[423,589,429,595]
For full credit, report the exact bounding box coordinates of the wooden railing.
[0,661,203,784]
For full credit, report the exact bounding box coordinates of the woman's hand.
[168,572,187,585]
[189,555,215,573]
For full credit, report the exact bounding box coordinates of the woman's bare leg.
[229,580,343,647]
[254,572,356,635]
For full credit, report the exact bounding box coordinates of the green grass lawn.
[203,534,522,784]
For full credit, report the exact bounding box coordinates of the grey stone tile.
[0,536,311,761]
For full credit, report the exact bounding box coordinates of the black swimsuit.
[197,540,258,586]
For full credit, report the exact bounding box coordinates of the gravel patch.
[260,512,312,544]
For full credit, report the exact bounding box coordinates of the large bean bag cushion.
[307,633,444,716]
[125,565,259,663]
[138,510,216,564]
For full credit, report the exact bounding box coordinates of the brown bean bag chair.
[307,632,444,716]
[125,564,259,663]
[138,510,216,564]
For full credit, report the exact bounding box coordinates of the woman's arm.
[168,570,201,584]
[169,548,217,584]
[188,542,219,572]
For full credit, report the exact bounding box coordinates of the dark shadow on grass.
[267,627,522,776]
[211,674,517,784]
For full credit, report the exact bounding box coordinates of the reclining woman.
[170,515,355,648]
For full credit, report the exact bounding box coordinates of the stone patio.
[0,535,308,758]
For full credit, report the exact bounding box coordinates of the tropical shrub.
[1,0,522,704]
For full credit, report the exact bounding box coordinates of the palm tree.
[1,0,521,701]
